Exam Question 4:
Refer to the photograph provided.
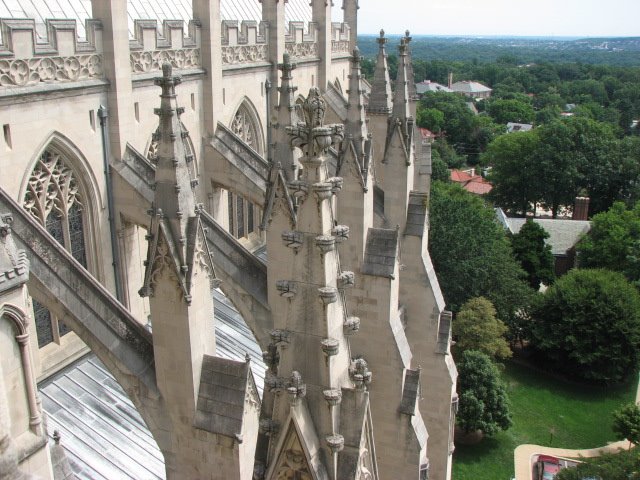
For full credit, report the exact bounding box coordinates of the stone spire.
[404,30,418,102]
[140,63,212,303]
[261,88,377,479]
[392,38,411,122]
[367,30,393,115]
[273,53,300,180]
[342,0,360,52]
[338,47,372,190]
[260,54,300,231]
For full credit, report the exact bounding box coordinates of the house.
[416,80,453,95]
[450,80,492,99]
[507,122,533,133]
[451,168,493,195]
[496,208,592,276]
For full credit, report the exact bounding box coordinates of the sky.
[355,0,640,37]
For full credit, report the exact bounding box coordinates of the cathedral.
[0,1,457,479]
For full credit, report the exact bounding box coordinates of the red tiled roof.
[450,169,474,182]
[450,169,493,195]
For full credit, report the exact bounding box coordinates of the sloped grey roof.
[194,355,257,438]
[506,122,533,133]
[0,0,312,40]
[415,81,452,94]
[40,288,265,480]
[405,192,427,237]
[362,228,398,278]
[506,217,591,256]
[451,80,492,94]
[399,368,420,415]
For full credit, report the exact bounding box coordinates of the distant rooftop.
[416,80,452,94]
[0,0,312,40]
[507,122,533,133]
[451,80,492,94]
[498,213,592,256]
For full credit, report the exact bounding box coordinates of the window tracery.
[23,148,88,347]
[230,104,262,154]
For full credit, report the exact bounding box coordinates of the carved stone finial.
[53,430,61,445]
[278,53,297,78]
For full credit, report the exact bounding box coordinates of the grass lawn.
[452,361,637,480]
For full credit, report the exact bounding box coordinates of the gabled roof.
[415,80,452,94]
[450,169,493,195]
[451,80,492,94]
[505,217,591,256]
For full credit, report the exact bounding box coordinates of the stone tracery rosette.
[221,45,268,65]
[0,55,103,87]
[130,48,200,74]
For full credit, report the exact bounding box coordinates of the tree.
[534,120,583,218]
[577,202,640,286]
[452,297,512,360]
[417,107,445,133]
[556,448,640,480]
[485,130,542,216]
[510,220,555,289]
[613,403,640,446]
[530,268,640,383]
[456,350,512,436]
[487,98,535,124]
[429,181,531,326]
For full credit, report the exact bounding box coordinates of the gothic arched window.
[230,102,263,155]
[23,147,89,347]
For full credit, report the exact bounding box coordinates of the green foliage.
[555,448,640,480]
[452,297,512,361]
[454,362,636,480]
[612,403,640,446]
[530,268,640,383]
[456,350,512,436]
[485,131,541,216]
[430,150,450,182]
[510,220,555,289]
[429,181,531,324]
[485,117,640,217]
[487,98,535,124]
[577,202,640,286]
[433,139,465,169]
[416,107,445,132]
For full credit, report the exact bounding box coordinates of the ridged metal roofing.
[0,0,312,40]
[40,288,265,480]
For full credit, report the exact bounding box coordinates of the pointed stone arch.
[267,418,315,480]
[21,132,103,277]
[20,132,103,350]
[0,303,43,434]
[334,78,343,94]
[229,97,265,156]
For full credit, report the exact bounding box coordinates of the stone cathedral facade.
[0,1,457,479]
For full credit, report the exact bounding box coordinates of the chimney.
[573,196,590,221]
[448,72,453,89]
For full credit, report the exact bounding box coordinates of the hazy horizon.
[355,0,640,38]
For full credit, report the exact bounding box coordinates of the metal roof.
[40,288,266,480]
[0,0,313,40]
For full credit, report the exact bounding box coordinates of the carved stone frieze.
[332,40,350,54]
[0,55,103,87]
[221,45,268,65]
[285,42,318,59]
[130,49,200,74]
